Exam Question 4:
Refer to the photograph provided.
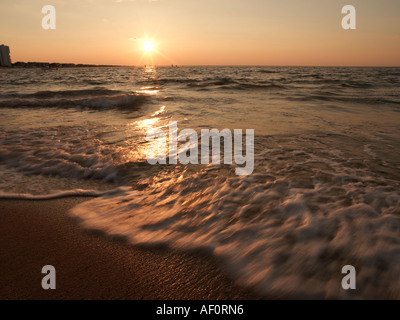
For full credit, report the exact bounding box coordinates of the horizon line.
[8,62,400,68]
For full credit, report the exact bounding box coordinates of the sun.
[143,40,154,53]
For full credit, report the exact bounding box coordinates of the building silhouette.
[0,45,12,67]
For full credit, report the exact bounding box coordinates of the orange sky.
[1,0,400,66]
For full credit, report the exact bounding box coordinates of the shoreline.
[0,198,262,300]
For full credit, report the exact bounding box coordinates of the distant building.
[0,45,12,67]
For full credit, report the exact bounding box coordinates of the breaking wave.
[0,89,149,110]
[0,187,125,200]
[67,140,400,299]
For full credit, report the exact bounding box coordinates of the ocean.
[1,66,400,298]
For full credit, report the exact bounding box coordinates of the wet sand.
[0,198,261,300]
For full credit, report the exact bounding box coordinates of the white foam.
[0,127,122,183]
[68,164,400,299]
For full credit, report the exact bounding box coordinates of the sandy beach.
[0,198,260,300]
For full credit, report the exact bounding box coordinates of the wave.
[0,187,127,200]
[258,69,280,74]
[66,139,400,299]
[288,94,400,105]
[186,81,285,91]
[137,78,197,85]
[0,89,149,110]
[0,88,125,99]
[0,125,165,187]
[0,127,123,182]
[138,76,238,87]
[219,83,285,91]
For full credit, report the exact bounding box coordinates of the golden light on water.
[124,117,161,162]
[138,86,159,95]
[152,105,165,116]
[136,117,160,129]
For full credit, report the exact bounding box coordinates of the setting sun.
[143,41,154,53]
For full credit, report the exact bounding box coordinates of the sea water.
[1,66,399,298]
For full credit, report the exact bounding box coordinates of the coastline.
[0,198,261,300]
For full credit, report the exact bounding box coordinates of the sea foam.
[67,161,400,299]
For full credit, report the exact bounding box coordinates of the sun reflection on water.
[138,86,159,95]
[152,105,166,116]
[123,105,169,164]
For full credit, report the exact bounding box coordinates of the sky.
[1,0,399,66]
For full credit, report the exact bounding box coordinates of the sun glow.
[143,40,154,53]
